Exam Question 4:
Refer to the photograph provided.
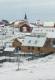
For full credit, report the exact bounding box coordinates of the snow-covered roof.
[44,21,54,27]
[32,27,44,33]
[32,27,55,38]
[36,20,43,26]
[47,32,55,38]
[21,36,46,47]
[29,23,38,28]
[4,47,15,52]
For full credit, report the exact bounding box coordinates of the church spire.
[24,13,27,20]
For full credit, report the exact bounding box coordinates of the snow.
[4,47,15,51]
[44,21,54,27]
[22,36,46,47]
[32,27,55,38]
[0,54,55,80]
[0,56,5,60]
[0,22,55,80]
[47,32,55,38]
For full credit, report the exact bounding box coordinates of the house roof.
[44,21,54,27]
[21,36,46,47]
[0,21,4,27]
[47,32,55,38]
[29,23,37,28]
[31,27,55,38]
[14,20,29,28]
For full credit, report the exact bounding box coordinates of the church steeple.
[24,13,27,20]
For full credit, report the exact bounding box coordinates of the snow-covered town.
[0,14,55,80]
[0,0,55,79]
[0,14,55,55]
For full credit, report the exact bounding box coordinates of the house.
[12,33,55,56]
[43,21,55,27]
[35,21,55,27]
[32,27,55,35]
[3,26,15,35]
[1,20,9,26]
[35,21,55,28]
[36,20,43,27]
[14,20,32,32]
[0,21,4,27]
[21,35,46,53]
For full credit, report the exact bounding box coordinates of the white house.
[43,21,55,27]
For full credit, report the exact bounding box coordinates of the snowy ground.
[0,54,55,80]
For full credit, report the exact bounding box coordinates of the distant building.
[0,21,4,27]
[2,20,9,26]
[43,21,55,27]
[36,20,43,27]
[14,20,32,32]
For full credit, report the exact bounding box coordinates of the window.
[32,47,34,50]
[28,40,31,43]
[35,40,37,44]
[38,47,40,51]
[28,46,30,50]
[53,39,55,44]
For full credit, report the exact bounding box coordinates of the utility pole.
[17,54,20,70]
[16,48,20,71]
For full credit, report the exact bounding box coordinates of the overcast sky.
[0,0,55,21]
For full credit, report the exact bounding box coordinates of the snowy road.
[0,54,55,80]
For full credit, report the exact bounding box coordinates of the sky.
[0,0,55,22]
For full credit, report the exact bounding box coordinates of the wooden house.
[12,38,22,50]
[12,34,55,56]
